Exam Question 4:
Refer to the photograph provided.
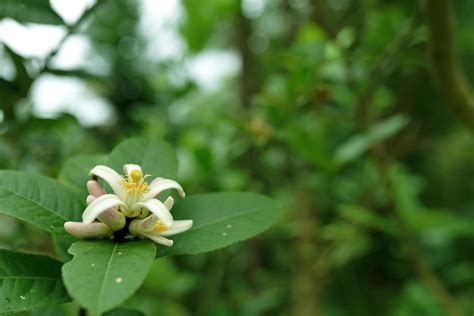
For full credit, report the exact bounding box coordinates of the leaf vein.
[97,243,118,308]
[0,186,68,221]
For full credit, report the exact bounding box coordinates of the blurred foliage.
[0,0,474,315]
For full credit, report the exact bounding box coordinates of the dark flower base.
[111,217,139,243]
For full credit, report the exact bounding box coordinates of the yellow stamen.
[120,169,149,201]
[151,220,168,233]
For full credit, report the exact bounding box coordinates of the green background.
[0,0,473,315]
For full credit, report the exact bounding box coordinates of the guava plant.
[0,137,282,314]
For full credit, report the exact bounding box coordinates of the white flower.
[129,196,193,247]
[64,163,193,246]
[83,164,184,227]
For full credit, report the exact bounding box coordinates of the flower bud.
[98,209,126,231]
[86,195,96,205]
[87,180,106,197]
[64,222,112,239]
[129,217,153,234]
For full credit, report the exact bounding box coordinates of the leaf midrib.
[0,185,67,221]
[97,243,118,309]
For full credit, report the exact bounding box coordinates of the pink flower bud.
[64,221,112,239]
[87,180,106,197]
[86,195,96,205]
[131,216,155,233]
[97,209,126,231]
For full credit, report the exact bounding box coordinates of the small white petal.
[132,199,173,228]
[149,177,163,186]
[133,215,155,232]
[131,197,173,232]
[123,164,142,176]
[163,196,174,210]
[90,165,126,200]
[160,220,193,236]
[142,179,185,201]
[141,232,174,246]
[87,195,124,230]
[82,194,126,225]
[87,180,106,197]
[64,222,112,238]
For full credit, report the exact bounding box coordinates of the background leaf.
[0,249,70,313]
[0,170,84,237]
[0,0,63,25]
[104,308,145,316]
[59,153,107,198]
[62,240,155,314]
[52,236,73,262]
[157,192,283,257]
[335,114,409,164]
[107,137,179,180]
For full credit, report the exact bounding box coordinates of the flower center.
[130,169,142,182]
[121,169,149,206]
[151,221,168,233]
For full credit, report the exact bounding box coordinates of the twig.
[425,0,474,130]
[291,191,320,316]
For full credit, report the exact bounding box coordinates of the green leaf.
[157,192,283,257]
[321,222,372,266]
[52,236,73,262]
[59,154,107,198]
[408,209,474,239]
[21,304,74,316]
[369,114,410,141]
[107,137,179,180]
[0,170,84,237]
[338,204,396,235]
[335,114,409,165]
[0,0,64,25]
[62,240,156,314]
[0,249,70,313]
[104,308,145,316]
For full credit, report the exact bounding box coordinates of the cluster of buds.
[64,164,193,247]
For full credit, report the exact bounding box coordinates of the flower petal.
[82,194,126,225]
[160,220,193,236]
[64,221,112,238]
[163,196,174,210]
[141,232,173,246]
[132,198,173,228]
[89,165,126,199]
[142,179,185,201]
[132,215,155,232]
[149,177,163,186]
[133,197,175,232]
[87,180,106,197]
